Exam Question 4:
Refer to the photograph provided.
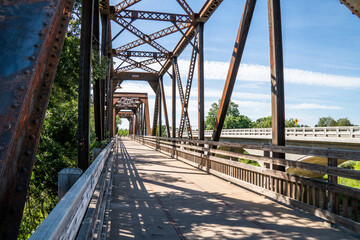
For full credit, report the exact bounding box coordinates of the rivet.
[51,54,56,58]
[29,134,35,140]
[39,32,43,37]
[29,56,35,61]
[39,95,43,99]
[62,17,66,21]
[4,124,11,130]
[16,186,22,192]
[25,150,31,156]
[55,38,59,42]
[45,73,50,77]
[43,22,47,27]
[18,86,25,91]
[36,107,41,111]
[58,31,62,34]
[11,103,19,109]
[53,46,58,50]
[49,63,54,67]
[21,167,28,173]
[33,119,39,124]
[45,13,51,17]
[34,44,41,48]
[23,70,31,75]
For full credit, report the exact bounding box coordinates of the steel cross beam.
[0,0,75,238]
[113,9,192,23]
[114,22,189,53]
[178,36,198,138]
[159,0,223,76]
[112,17,170,54]
[115,0,142,12]
[114,50,168,58]
[212,0,256,142]
[172,58,193,139]
[176,0,194,17]
[115,55,159,73]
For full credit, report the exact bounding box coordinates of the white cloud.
[287,103,342,110]
[177,59,360,88]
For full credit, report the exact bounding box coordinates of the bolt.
[33,119,39,124]
[53,46,58,50]
[28,134,35,140]
[34,44,40,48]
[4,124,11,130]
[42,22,47,27]
[39,32,43,37]
[25,150,31,156]
[16,186,22,192]
[21,167,28,173]
[51,54,56,58]
[36,107,41,111]
[29,56,35,61]
[45,13,51,17]
[23,70,31,75]
[11,103,19,109]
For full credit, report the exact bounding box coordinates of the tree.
[205,100,253,130]
[336,118,353,126]
[316,117,337,127]
[254,116,272,128]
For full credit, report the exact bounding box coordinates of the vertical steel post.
[158,85,162,137]
[100,13,108,139]
[159,75,171,137]
[197,22,205,141]
[268,0,285,171]
[93,0,102,141]
[144,97,151,135]
[78,0,94,171]
[212,0,257,142]
[172,64,176,138]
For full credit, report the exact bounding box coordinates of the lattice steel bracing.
[178,36,198,139]
[152,91,160,136]
[113,9,192,23]
[114,0,142,12]
[173,58,193,139]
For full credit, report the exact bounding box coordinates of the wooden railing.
[134,135,360,233]
[189,126,360,141]
[30,138,115,240]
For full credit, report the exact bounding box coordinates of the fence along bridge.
[1,0,360,239]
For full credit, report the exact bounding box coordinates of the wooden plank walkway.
[107,138,357,239]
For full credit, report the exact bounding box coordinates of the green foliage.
[151,125,167,137]
[338,162,360,189]
[316,116,353,127]
[254,116,272,128]
[118,129,129,136]
[205,100,253,130]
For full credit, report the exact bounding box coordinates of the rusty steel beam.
[159,0,223,76]
[268,0,285,170]
[151,91,160,136]
[78,0,95,171]
[172,64,176,138]
[115,55,159,73]
[114,22,189,53]
[176,0,194,17]
[340,0,360,18]
[112,17,169,54]
[197,22,205,141]
[115,0,142,12]
[212,0,256,142]
[93,0,103,142]
[113,9,192,23]
[173,58,193,139]
[100,11,109,140]
[159,76,171,137]
[178,36,198,138]
[0,0,75,238]
[114,50,168,58]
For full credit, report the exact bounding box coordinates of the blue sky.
[112,0,360,129]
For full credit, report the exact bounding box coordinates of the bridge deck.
[107,138,356,239]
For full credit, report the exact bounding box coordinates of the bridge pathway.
[107,138,356,239]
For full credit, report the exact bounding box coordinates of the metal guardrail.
[188,127,360,140]
[30,139,115,240]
